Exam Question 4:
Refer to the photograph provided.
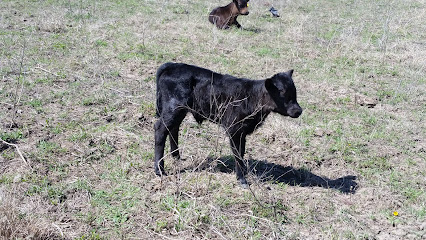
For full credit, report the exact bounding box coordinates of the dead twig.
[11,37,27,127]
[0,138,32,169]
[33,66,59,78]
[0,102,14,107]
[51,223,64,237]
[237,213,274,224]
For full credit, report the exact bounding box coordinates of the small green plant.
[69,126,88,142]
[37,140,61,153]
[320,24,339,41]
[53,41,67,50]
[402,187,423,202]
[295,213,308,225]
[415,206,426,219]
[359,156,392,171]
[140,101,156,116]
[70,178,92,192]
[387,211,401,227]
[155,220,168,232]
[0,129,23,142]
[143,76,155,82]
[252,46,280,58]
[140,151,154,163]
[1,149,16,160]
[0,175,13,184]
[82,96,106,106]
[160,195,175,211]
[95,39,108,47]
[50,122,64,134]
[35,77,52,84]
[250,200,289,224]
[28,98,43,112]
[78,230,105,240]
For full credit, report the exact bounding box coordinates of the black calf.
[154,62,302,186]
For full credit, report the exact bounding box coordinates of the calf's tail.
[155,62,174,117]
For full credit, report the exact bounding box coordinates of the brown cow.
[209,0,249,29]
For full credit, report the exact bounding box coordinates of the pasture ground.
[1,0,425,239]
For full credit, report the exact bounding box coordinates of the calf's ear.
[265,76,284,91]
[265,77,272,89]
[287,69,294,77]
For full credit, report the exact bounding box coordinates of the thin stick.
[210,226,227,240]
[107,86,127,95]
[11,37,27,127]
[52,223,64,237]
[33,66,59,78]
[0,102,14,107]
[237,213,274,224]
[0,138,32,169]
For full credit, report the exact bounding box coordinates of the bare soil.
[1,0,425,239]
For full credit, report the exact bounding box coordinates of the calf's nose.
[290,106,303,118]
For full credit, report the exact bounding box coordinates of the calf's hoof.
[155,171,167,177]
[238,177,249,188]
[155,167,167,177]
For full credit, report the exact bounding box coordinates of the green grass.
[0,0,425,239]
[0,129,24,142]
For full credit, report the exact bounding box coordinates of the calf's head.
[265,70,303,118]
[234,0,249,15]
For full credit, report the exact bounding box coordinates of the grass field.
[1,0,425,239]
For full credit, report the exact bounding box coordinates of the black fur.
[154,62,302,186]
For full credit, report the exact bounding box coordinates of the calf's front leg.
[230,133,248,187]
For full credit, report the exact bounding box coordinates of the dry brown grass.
[0,193,63,239]
[1,0,425,239]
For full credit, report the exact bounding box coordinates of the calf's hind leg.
[169,125,181,159]
[154,111,186,176]
[154,119,168,176]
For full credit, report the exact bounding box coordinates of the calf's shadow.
[193,156,358,194]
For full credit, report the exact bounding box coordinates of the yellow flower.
[247,3,249,7]
[393,211,399,216]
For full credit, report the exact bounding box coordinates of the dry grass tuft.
[0,199,62,239]
[1,0,425,239]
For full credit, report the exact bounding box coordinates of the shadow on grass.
[199,156,358,194]
[241,27,261,33]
